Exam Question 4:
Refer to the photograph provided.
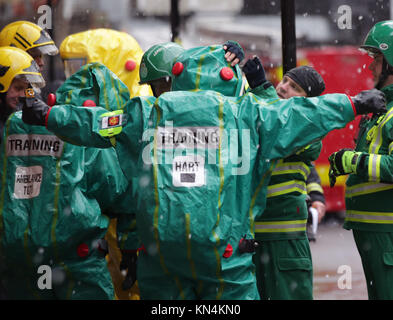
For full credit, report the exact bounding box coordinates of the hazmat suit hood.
[171,45,243,96]
[55,62,130,111]
[59,28,152,98]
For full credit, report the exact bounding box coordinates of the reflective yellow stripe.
[267,180,306,197]
[255,219,307,233]
[185,213,197,280]
[0,114,13,250]
[368,154,381,181]
[249,161,278,235]
[295,144,311,155]
[389,141,393,155]
[345,181,393,197]
[369,109,393,154]
[307,182,324,194]
[153,102,184,299]
[346,210,393,224]
[51,148,63,262]
[214,92,225,300]
[316,164,347,187]
[65,90,73,104]
[271,161,310,180]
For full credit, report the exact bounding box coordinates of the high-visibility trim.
[389,141,393,155]
[271,161,310,180]
[315,164,347,187]
[267,180,307,198]
[65,90,73,104]
[346,210,393,224]
[307,182,324,194]
[195,55,206,91]
[255,219,307,233]
[185,213,197,280]
[51,146,64,263]
[214,92,225,300]
[345,181,393,197]
[368,154,381,181]
[0,114,14,250]
[96,67,111,110]
[249,160,278,235]
[369,109,393,154]
[152,101,184,299]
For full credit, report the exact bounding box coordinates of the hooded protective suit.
[59,28,151,98]
[0,63,137,299]
[60,29,151,299]
[31,45,357,299]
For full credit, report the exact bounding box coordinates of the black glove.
[352,89,387,115]
[328,148,365,187]
[242,56,267,89]
[20,92,50,126]
[223,40,244,66]
[120,250,137,291]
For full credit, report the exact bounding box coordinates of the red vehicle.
[268,46,374,213]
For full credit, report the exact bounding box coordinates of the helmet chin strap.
[376,58,393,90]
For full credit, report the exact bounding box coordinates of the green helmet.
[139,42,185,84]
[360,20,393,67]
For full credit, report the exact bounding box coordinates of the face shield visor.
[63,58,87,78]
[17,59,46,92]
[28,44,59,58]
[359,46,382,59]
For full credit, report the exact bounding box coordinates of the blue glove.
[242,56,267,89]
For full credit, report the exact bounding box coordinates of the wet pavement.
[310,216,368,300]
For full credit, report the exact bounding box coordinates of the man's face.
[368,53,384,88]
[28,48,44,73]
[275,75,307,99]
[6,77,29,110]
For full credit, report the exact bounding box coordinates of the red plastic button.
[83,99,96,107]
[125,59,136,71]
[220,67,234,81]
[138,244,147,253]
[172,62,184,76]
[47,93,56,106]
[223,243,233,258]
[77,243,89,258]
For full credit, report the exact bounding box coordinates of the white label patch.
[14,166,43,199]
[7,134,63,158]
[100,114,124,129]
[172,155,205,187]
[157,126,219,149]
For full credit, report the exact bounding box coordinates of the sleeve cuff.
[346,95,357,117]
[44,106,53,128]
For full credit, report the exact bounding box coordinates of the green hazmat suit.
[0,63,137,299]
[36,45,357,300]
[343,84,393,299]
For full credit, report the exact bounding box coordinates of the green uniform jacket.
[255,141,322,241]
[344,84,393,232]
